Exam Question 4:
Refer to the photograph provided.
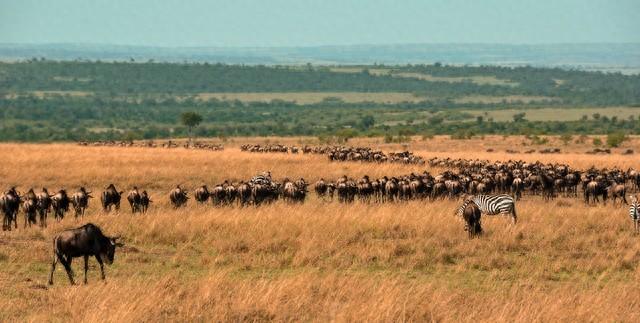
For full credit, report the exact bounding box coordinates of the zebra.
[457,194,517,224]
[250,171,272,185]
[628,195,640,233]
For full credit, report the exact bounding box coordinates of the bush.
[560,134,573,145]
[606,132,627,148]
[593,137,603,147]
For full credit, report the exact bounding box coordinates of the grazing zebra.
[629,195,640,233]
[458,194,517,224]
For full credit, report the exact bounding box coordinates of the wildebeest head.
[101,236,124,265]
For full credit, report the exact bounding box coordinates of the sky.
[1,0,639,47]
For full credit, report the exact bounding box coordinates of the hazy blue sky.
[2,0,638,46]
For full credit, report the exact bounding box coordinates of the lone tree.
[180,111,203,143]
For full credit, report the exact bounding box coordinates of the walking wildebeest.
[194,185,210,204]
[169,185,189,208]
[36,188,52,228]
[126,187,143,213]
[1,187,21,231]
[140,190,151,213]
[51,189,71,221]
[48,223,123,285]
[71,187,92,218]
[101,184,123,212]
[22,189,38,228]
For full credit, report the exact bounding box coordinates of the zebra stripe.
[629,200,639,221]
[467,194,517,223]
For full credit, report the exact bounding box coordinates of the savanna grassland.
[1,137,640,322]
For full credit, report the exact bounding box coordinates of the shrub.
[593,137,603,147]
[606,132,627,148]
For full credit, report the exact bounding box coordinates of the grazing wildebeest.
[126,187,142,213]
[22,189,38,228]
[194,185,210,204]
[139,190,151,213]
[48,223,123,285]
[169,185,189,208]
[101,184,123,212]
[71,187,92,218]
[1,187,21,231]
[51,189,71,221]
[456,199,483,238]
[36,188,52,228]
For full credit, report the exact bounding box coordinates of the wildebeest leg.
[84,255,89,284]
[48,253,59,285]
[95,255,106,280]
[62,255,75,285]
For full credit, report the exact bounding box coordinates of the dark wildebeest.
[511,178,524,201]
[169,185,189,208]
[22,189,38,228]
[71,187,92,218]
[1,187,21,231]
[139,190,151,213]
[314,178,328,199]
[101,184,123,212]
[36,188,52,228]
[51,189,71,221]
[126,187,142,214]
[194,185,210,204]
[584,180,607,205]
[48,223,123,285]
[225,184,237,204]
[456,198,483,238]
[237,182,251,206]
[210,184,226,205]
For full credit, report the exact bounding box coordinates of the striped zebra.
[457,194,517,224]
[628,195,640,233]
[250,171,273,185]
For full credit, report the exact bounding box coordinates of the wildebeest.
[36,188,52,228]
[237,182,251,206]
[194,185,210,204]
[48,223,123,285]
[22,189,38,228]
[126,187,143,213]
[210,184,226,205]
[607,182,627,206]
[71,187,92,218]
[140,190,151,213]
[1,187,21,231]
[457,199,483,238]
[101,184,124,212]
[169,185,189,208]
[51,189,71,221]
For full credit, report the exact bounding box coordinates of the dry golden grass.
[1,140,640,322]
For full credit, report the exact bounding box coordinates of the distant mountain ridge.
[1,43,639,72]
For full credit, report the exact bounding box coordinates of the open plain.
[1,137,640,322]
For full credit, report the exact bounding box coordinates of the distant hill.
[1,43,639,73]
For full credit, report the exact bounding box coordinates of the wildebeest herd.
[241,144,425,164]
[4,153,640,239]
[78,140,224,150]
